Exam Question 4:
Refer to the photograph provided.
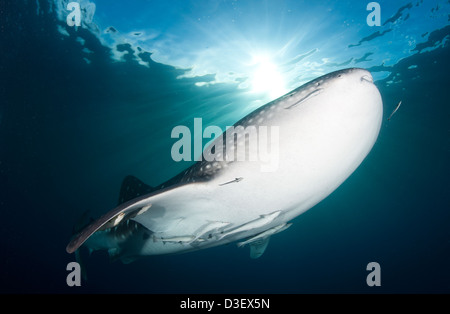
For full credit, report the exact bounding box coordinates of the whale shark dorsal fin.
[118,175,155,205]
[249,237,270,259]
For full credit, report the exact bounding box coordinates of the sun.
[249,55,287,99]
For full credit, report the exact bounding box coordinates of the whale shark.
[66,68,383,262]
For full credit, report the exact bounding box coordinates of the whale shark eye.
[337,74,342,78]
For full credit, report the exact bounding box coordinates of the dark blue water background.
[0,0,449,293]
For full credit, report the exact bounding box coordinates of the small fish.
[388,100,402,121]
[219,177,244,186]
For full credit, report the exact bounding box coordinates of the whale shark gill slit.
[285,88,322,109]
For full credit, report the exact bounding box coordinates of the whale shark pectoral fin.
[236,222,293,258]
[66,181,193,254]
[66,202,151,254]
[66,175,163,254]
[249,237,270,259]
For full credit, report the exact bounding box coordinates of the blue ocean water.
[0,0,449,294]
